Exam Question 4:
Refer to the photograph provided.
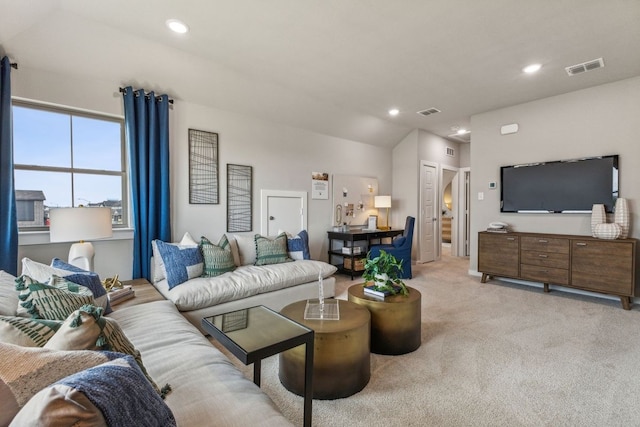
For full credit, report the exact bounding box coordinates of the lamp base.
[68,242,95,272]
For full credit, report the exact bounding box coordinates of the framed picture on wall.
[188,129,219,204]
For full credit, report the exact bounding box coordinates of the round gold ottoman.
[279,299,370,399]
[348,284,421,355]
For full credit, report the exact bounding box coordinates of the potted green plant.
[362,249,409,296]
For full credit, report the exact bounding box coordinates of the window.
[12,101,127,230]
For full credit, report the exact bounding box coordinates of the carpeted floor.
[211,247,640,426]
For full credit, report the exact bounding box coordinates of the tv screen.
[500,155,619,213]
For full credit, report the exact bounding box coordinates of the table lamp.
[49,207,113,271]
[374,195,392,230]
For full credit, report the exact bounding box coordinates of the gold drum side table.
[279,299,370,399]
[348,284,421,355]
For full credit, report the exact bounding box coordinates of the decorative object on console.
[593,223,622,240]
[49,207,112,272]
[374,195,392,230]
[614,198,630,239]
[362,249,408,296]
[591,204,606,237]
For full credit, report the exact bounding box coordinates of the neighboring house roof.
[16,190,46,201]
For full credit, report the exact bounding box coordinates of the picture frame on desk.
[367,215,378,231]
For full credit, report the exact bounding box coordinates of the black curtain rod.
[10,63,18,70]
[119,87,174,104]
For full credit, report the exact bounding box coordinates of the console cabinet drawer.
[520,250,569,269]
[520,264,569,285]
[521,236,569,254]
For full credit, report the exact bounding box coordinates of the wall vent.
[445,147,455,157]
[417,107,441,116]
[565,57,604,76]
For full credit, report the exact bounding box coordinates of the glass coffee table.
[202,306,314,427]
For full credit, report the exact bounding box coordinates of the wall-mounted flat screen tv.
[500,155,619,213]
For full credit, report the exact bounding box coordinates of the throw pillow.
[16,275,95,320]
[153,239,204,289]
[0,315,61,347]
[21,257,111,314]
[151,232,199,283]
[0,270,19,316]
[234,234,257,265]
[0,342,111,426]
[255,232,293,266]
[392,236,407,248]
[44,305,168,398]
[283,229,311,260]
[51,258,113,314]
[12,353,177,427]
[200,235,236,277]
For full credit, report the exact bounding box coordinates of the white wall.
[469,76,640,272]
[12,67,393,278]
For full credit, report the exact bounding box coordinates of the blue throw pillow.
[286,230,311,260]
[392,236,406,248]
[154,240,204,289]
[51,258,112,314]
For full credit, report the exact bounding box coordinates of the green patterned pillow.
[200,235,236,277]
[254,232,293,266]
[0,316,61,347]
[16,275,95,320]
[45,305,170,398]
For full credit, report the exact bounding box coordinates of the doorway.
[418,161,437,263]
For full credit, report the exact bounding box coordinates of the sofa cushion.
[151,232,199,283]
[200,235,236,277]
[0,315,61,347]
[16,275,95,320]
[154,239,204,289]
[44,305,166,397]
[0,342,111,426]
[255,233,292,266]
[12,354,176,427]
[21,257,111,314]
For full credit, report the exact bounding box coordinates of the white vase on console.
[591,204,606,237]
[614,198,630,239]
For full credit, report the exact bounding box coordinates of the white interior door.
[419,162,438,263]
[260,190,307,236]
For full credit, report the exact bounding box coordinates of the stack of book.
[363,284,402,299]
[107,285,134,305]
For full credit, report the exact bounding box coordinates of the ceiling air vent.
[565,58,604,76]
[417,107,441,117]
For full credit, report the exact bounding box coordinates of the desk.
[327,229,403,279]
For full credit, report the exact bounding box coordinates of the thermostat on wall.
[489,182,497,189]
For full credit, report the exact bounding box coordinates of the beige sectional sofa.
[0,269,294,426]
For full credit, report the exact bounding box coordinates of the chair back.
[402,216,415,244]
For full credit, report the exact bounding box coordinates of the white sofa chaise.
[0,270,294,426]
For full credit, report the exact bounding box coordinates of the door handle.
[269,216,275,220]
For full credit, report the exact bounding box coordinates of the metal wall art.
[227,164,252,232]
[189,129,219,204]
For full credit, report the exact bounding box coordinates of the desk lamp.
[49,207,112,272]
[374,196,392,230]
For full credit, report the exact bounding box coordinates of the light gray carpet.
[212,248,640,426]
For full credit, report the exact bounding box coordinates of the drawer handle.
[506,237,515,241]
[538,254,548,258]
[576,242,587,246]
[538,239,548,243]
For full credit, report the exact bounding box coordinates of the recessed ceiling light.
[523,63,542,74]
[388,108,399,116]
[166,19,189,34]
[456,128,469,135]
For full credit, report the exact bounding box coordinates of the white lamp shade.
[374,195,392,208]
[49,207,113,242]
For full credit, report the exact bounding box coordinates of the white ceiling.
[1,0,640,147]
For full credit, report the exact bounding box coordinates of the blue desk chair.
[368,216,415,279]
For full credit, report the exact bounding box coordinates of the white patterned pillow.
[0,315,61,347]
